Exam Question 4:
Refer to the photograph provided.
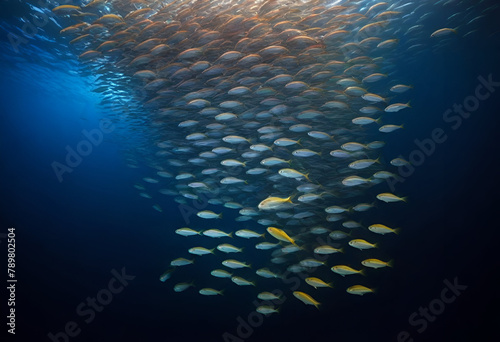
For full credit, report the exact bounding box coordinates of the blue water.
[1,0,500,341]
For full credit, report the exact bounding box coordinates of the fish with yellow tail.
[258,195,294,211]
[348,239,378,250]
[305,277,333,289]
[361,259,394,269]
[376,193,407,203]
[368,224,400,235]
[266,227,297,246]
[293,291,320,309]
[346,285,375,296]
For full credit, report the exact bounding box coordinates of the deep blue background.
[1,1,500,341]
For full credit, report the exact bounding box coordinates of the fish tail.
[304,173,311,182]
[227,232,233,238]
[394,228,401,235]
[218,213,223,219]
[360,269,367,276]
[387,260,395,268]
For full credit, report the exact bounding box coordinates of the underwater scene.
[1,0,500,341]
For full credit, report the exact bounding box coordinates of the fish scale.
[57,0,413,314]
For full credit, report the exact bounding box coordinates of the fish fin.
[260,233,266,239]
[360,269,367,276]
[394,228,401,235]
[314,303,321,310]
[374,243,379,248]
[400,124,405,129]
[218,213,223,219]
[210,249,215,254]
[387,260,395,268]
[227,232,233,238]
[328,283,334,288]
[375,117,382,124]
[304,173,311,182]
[406,100,411,108]
[247,264,252,269]
[402,196,408,203]
[339,248,344,253]
[219,289,225,295]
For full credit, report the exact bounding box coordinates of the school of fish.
[51,0,498,313]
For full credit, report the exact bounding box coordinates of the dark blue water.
[1,1,500,341]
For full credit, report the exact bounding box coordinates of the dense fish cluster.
[49,0,498,313]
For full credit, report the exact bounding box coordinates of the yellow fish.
[346,285,375,296]
[348,239,378,250]
[293,291,320,309]
[267,227,297,245]
[376,193,407,203]
[368,224,400,235]
[331,265,365,276]
[361,259,394,269]
[305,277,333,289]
[258,195,294,210]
